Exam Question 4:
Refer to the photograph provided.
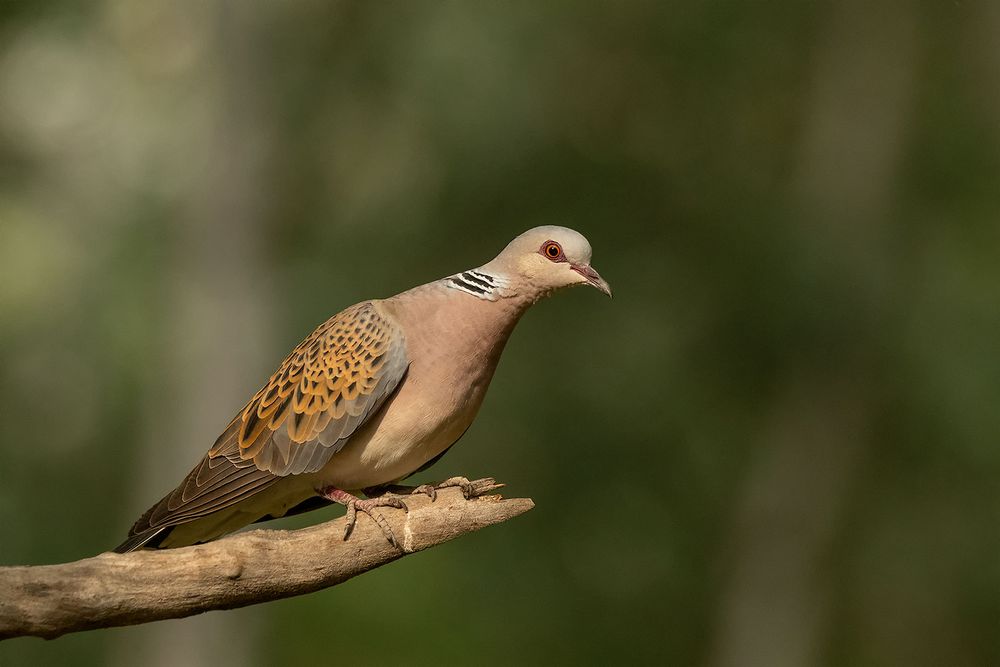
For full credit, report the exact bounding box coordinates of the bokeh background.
[2,1,999,665]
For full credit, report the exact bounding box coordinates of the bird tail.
[113,526,171,553]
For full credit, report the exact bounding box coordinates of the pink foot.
[321,487,407,548]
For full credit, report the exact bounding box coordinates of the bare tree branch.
[0,479,533,641]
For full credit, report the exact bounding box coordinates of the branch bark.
[0,479,533,641]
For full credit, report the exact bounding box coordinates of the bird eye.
[541,241,564,261]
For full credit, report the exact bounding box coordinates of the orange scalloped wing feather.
[216,301,408,476]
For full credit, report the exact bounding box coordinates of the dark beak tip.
[590,276,612,298]
[572,263,613,298]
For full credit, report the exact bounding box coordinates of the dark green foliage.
[1,2,998,665]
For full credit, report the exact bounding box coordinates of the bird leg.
[320,487,407,548]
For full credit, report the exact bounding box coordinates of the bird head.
[486,226,612,299]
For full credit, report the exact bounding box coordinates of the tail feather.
[113,526,172,553]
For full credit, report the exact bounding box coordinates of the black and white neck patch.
[445,270,509,301]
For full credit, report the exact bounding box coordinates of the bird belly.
[309,374,488,491]
[307,293,516,493]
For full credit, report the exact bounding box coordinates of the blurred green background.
[2,1,999,665]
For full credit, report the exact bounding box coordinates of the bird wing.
[120,301,408,549]
[226,300,409,476]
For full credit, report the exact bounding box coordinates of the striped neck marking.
[446,270,508,300]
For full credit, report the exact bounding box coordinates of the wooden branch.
[0,478,533,641]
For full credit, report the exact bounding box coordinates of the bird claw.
[409,484,438,501]
[364,477,477,502]
[432,476,476,500]
[322,487,407,548]
[396,477,477,502]
[344,496,407,546]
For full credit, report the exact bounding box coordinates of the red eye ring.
[540,241,565,261]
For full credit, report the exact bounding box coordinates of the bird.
[114,226,611,553]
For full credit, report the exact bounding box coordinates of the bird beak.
[571,264,613,298]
